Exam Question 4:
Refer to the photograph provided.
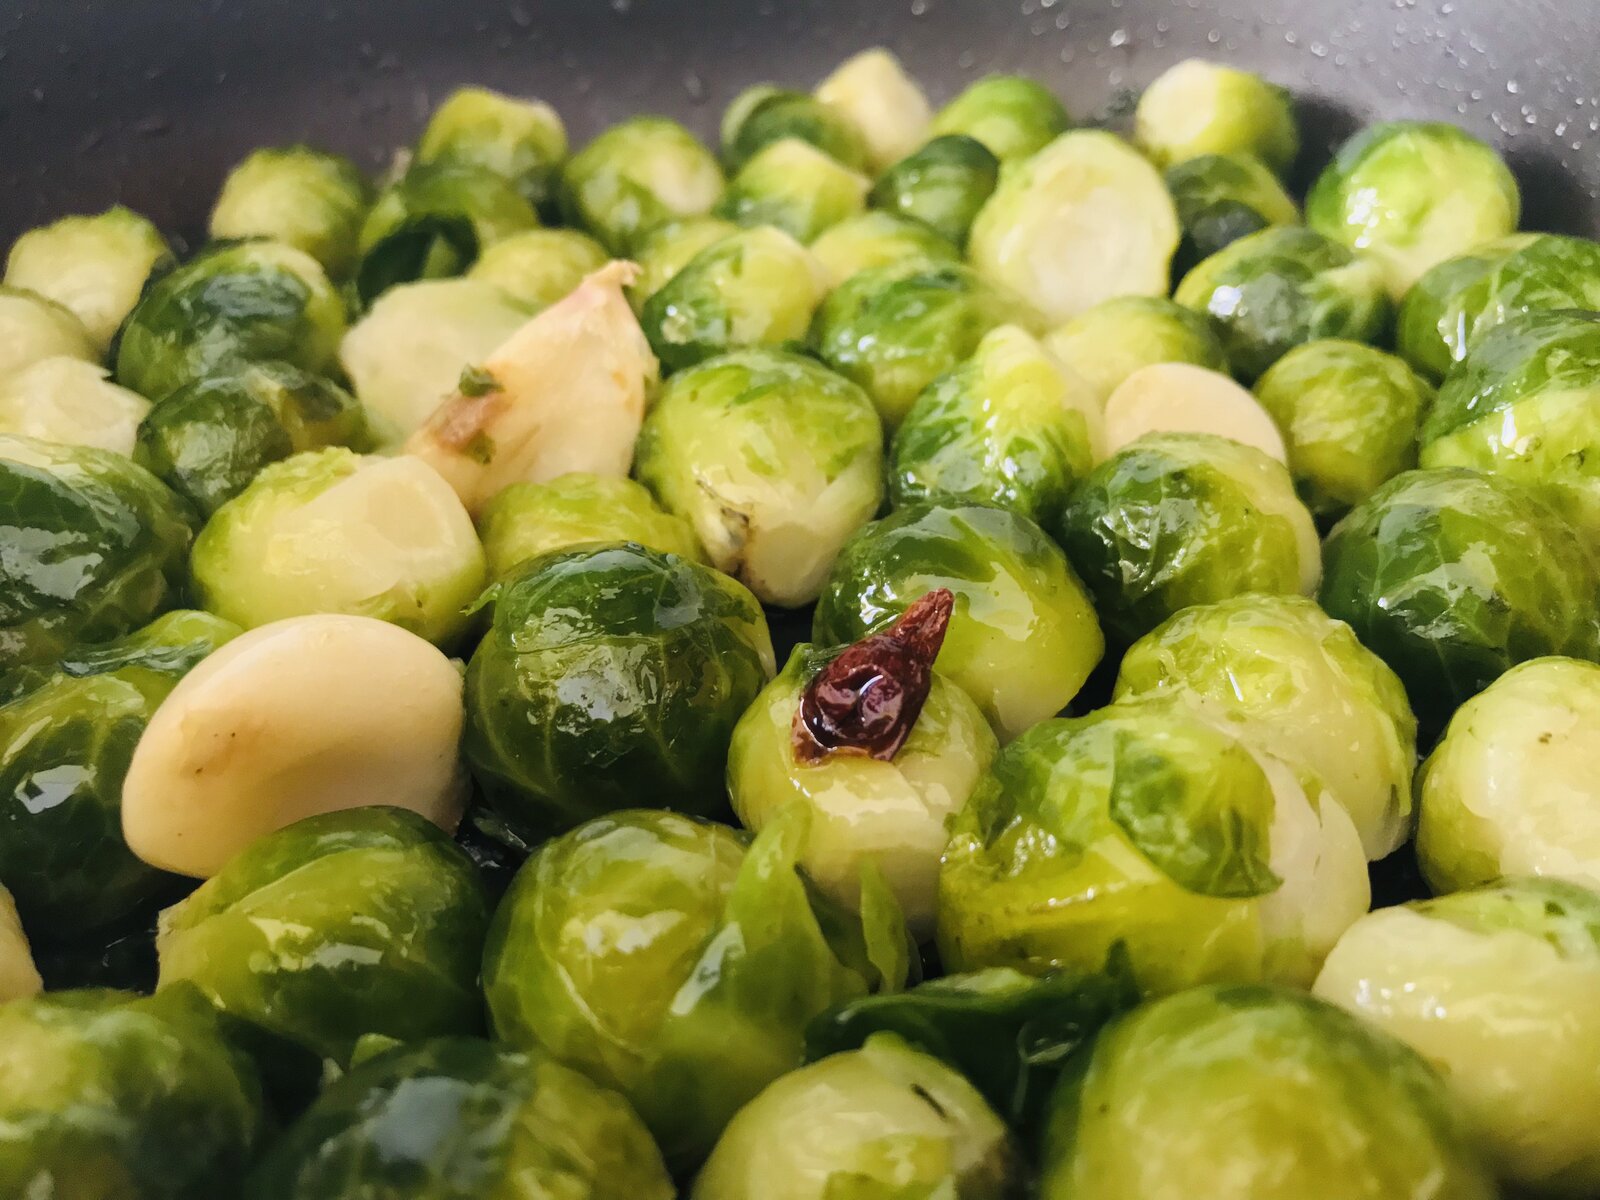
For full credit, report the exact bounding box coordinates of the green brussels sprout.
[869,134,999,249]
[1307,120,1521,299]
[640,226,829,371]
[889,324,1099,527]
[464,226,607,310]
[245,1037,673,1200]
[1114,593,1418,860]
[1055,433,1320,646]
[0,882,40,999]
[0,986,266,1200]
[1134,59,1299,173]
[721,85,869,173]
[134,360,370,517]
[1414,657,1600,893]
[1039,985,1496,1200]
[814,503,1104,740]
[0,435,192,672]
[4,207,173,351]
[1315,877,1600,1198]
[157,806,490,1064]
[208,146,372,280]
[813,48,933,173]
[189,447,486,646]
[416,85,568,213]
[1174,226,1391,381]
[0,357,150,456]
[1319,468,1600,730]
[968,130,1179,324]
[559,116,725,254]
[635,348,884,607]
[627,215,741,311]
[694,1034,1016,1200]
[939,701,1369,993]
[1042,294,1230,407]
[714,138,870,244]
[464,544,774,837]
[807,210,961,288]
[1253,338,1434,519]
[354,162,540,306]
[810,259,1033,428]
[929,74,1072,162]
[1165,151,1300,272]
[115,239,346,402]
[477,472,703,580]
[0,285,97,377]
[0,610,238,940]
[483,807,903,1170]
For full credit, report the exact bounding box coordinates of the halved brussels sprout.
[0,357,149,456]
[635,348,884,607]
[1102,362,1286,461]
[814,503,1104,740]
[1308,120,1521,299]
[1319,468,1600,730]
[0,883,40,1000]
[1134,59,1300,173]
[246,1037,674,1200]
[694,1034,1015,1200]
[807,210,960,287]
[1042,294,1230,407]
[0,285,97,377]
[1055,432,1320,645]
[1315,877,1600,1198]
[465,544,774,838]
[1174,226,1391,380]
[158,806,490,1064]
[1166,151,1300,272]
[968,130,1179,324]
[869,134,999,248]
[465,226,608,310]
[189,447,486,646]
[4,207,172,351]
[715,138,869,243]
[889,323,1099,528]
[0,435,191,672]
[559,115,725,254]
[1414,657,1600,893]
[415,85,568,213]
[208,145,372,279]
[930,74,1071,162]
[627,215,741,311]
[1040,985,1496,1200]
[115,239,346,402]
[1115,593,1418,859]
[814,48,932,172]
[0,986,266,1200]
[721,85,868,173]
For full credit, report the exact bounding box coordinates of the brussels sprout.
[1308,121,1521,299]
[635,348,884,607]
[246,1037,674,1200]
[465,544,774,837]
[0,883,41,999]
[721,85,869,173]
[416,85,568,213]
[968,130,1179,324]
[339,277,530,445]
[1174,226,1391,381]
[1319,468,1600,729]
[482,807,902,1170]
[208,146,372,279]
[0,357,150,455]
[930,74,1072,162]
[559,116,725,254]
[1253,339,1433,519]
[0,285,97,377]
[116,239,346,402]
[627,215,741,311]
[1055,433,1320,645]
[814,48,932,172]
[1040,985,1496,1200]
[0,435,191,672]
[811,259,1032,428]
[1042,294,1230,407]
[1413,657,1600,893]
[0,986,266,1200]
[1115,593,1418,859]
[122,614,468,879]
[1102,362,1287,461]
[1134,59,1300,174]
[640,226,830,371]
[715,138,870,244]
[807,210,961,288]
[869,134,999,249]
[464,226,607,310]
[889,324,1099,527]
[0,610,236,939]
[695,1034,1015,1200]
[1315,877,1600,1198]
[158,806,490,1064]
[814,503,1103,740]
[477,472,703,580]
[1165,151,1300,272]
[354,161,540,305]
[189,447,486,646]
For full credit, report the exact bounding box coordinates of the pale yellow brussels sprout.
[1102,362,1287,461]
[627,216,741,312]
[0,286,97,378]
[1043,295,1229,409]
[0,358,149,455]
[465,228,608,310]
[416,86,568,212]
[0,883,42,1001]
[1134,59,1300,173]
[715,138,869,243]
[807,211,960,288]
[814,48,933,172]
[559,116,725,254]
[209,146,372,279]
